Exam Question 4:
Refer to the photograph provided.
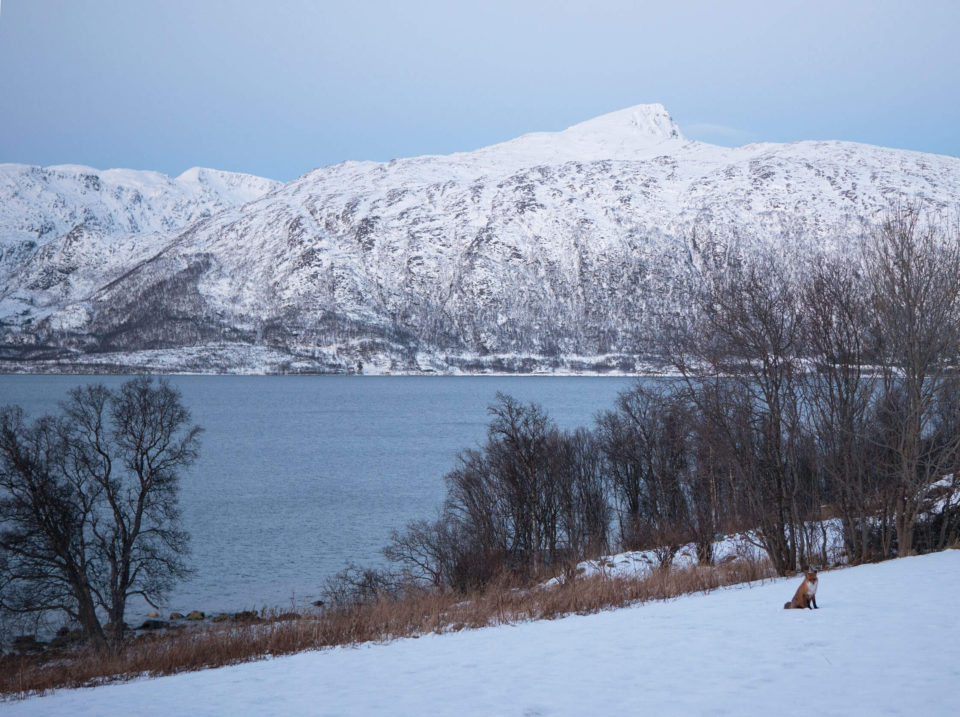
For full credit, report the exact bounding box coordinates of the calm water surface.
[0,376,633,618]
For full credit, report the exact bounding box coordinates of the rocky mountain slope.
[0,164,280,352]
[2,105,958,374]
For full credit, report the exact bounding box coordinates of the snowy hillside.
[0,164,280,252]
[0,164,281,346]
[2,104,959,373]
[8,550,959,716]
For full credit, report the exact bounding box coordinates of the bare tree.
[0,377,201,651]
[550,427,610,561]
[800,256,882,562]
[402,394,612,590]
[597,384,692,565]
[595,405,646,549]
[673,254,815,575]
[482,393,557,573]
[676,390,733,565]
[383,514,472,590]
[864,209,960,556]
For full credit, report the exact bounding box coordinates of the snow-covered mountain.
[2,104,959,374]
[0,164,281,344]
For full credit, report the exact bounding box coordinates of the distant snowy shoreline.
[0,345,677,377]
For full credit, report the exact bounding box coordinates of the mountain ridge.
[2,105,959,374]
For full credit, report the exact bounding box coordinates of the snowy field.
[8,550,960,716]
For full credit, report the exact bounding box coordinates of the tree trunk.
[896,491,915,557]
[109,599,127,651]
[74,589,107,652]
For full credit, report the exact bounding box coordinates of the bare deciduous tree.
[0,377,201,651]
[801,256,880,562]
[674,254,817,575]
[598,384,692,565]
[864,208,960,556]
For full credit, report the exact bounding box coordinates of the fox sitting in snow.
[784,570,818,609]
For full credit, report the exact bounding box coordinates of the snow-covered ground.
[8,550,959,716]
[545,522,845,587]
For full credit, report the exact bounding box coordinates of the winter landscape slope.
[8,550,960,716]
[2,105,959,373]
[0,164,281,354]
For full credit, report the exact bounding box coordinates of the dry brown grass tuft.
[0,557,774,700]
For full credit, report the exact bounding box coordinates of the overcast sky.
[1,0,957,181]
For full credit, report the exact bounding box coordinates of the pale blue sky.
[1,0,957,181]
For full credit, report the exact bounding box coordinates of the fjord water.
[0,375,632,618]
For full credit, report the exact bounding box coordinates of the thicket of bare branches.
[864,210,960,556]
[669,208,960,573]
[372,209,960,597]
[383,394,610,593]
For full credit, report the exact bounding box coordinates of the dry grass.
[1,557,774,700]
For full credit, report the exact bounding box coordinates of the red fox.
[783,570,818,609]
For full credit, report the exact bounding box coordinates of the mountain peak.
[563,103,683,143]
[462,103,686,171]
